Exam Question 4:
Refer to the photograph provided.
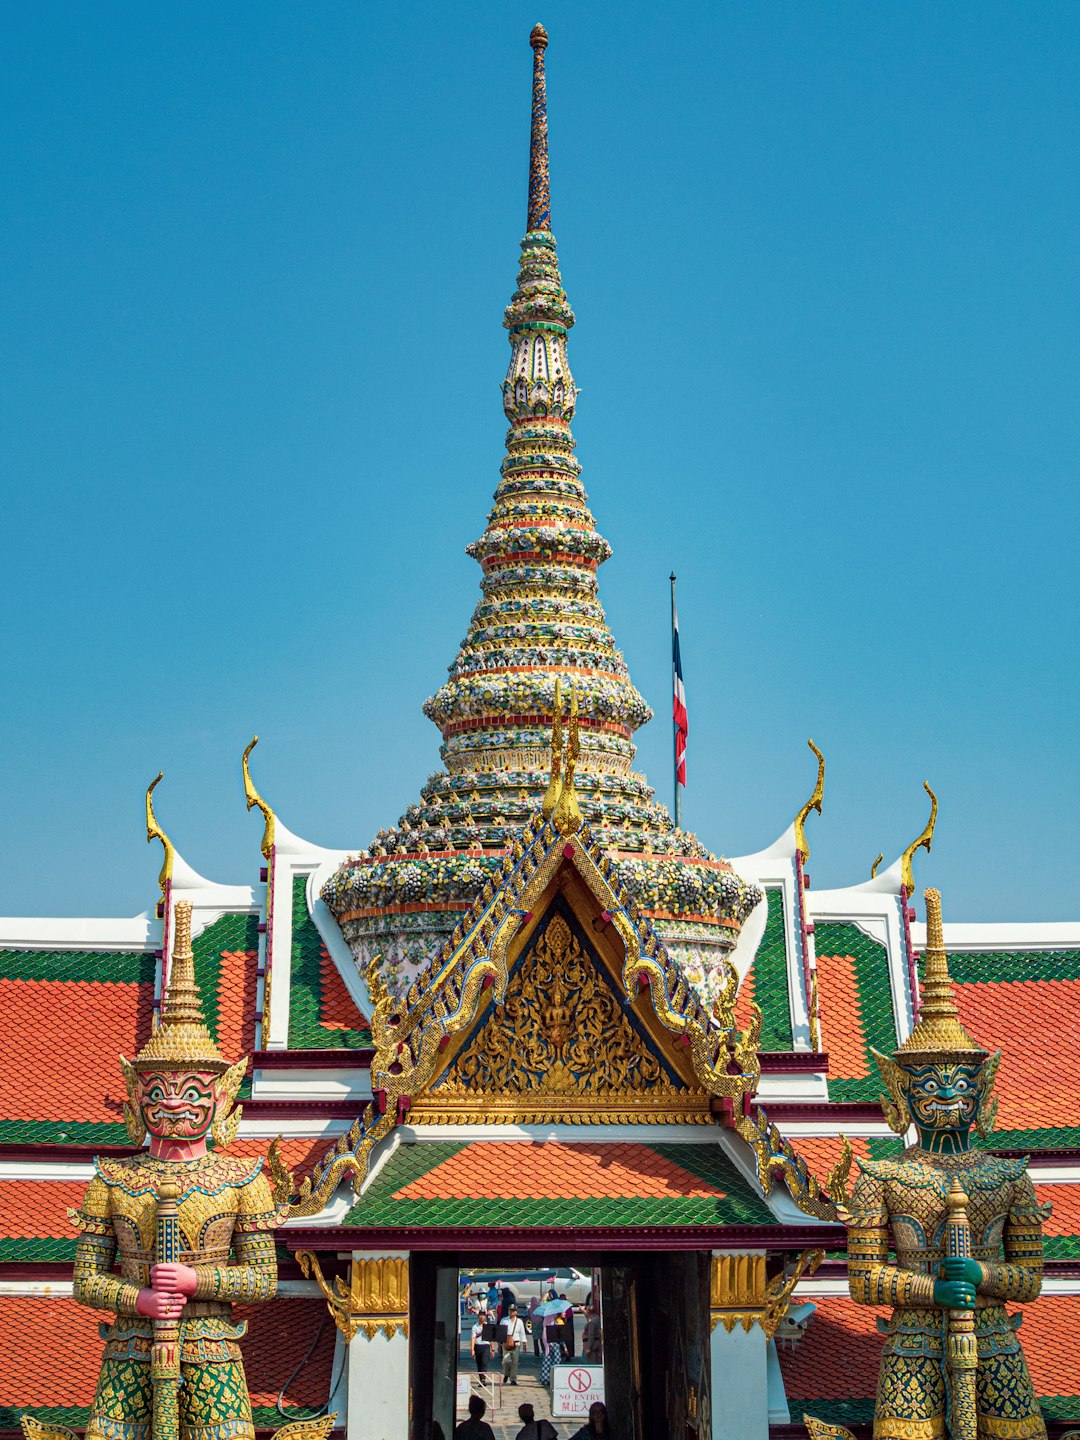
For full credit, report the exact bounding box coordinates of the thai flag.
[672,602,688,787]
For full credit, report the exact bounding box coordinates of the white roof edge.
[730,821,798,867]
[0,914,155,949]
[912,921,1080,949]
[272,816,352,861]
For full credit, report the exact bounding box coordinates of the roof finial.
[242,736,277,859]
[901,781,938,894]
[145,771,175,898]
[793,740,825,863]
[527,24,551,232]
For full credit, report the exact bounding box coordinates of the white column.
[709,1322,770,1440]
[341,1251,410,1440]
[708,1252,770,1440]
[345,1328,409,1440]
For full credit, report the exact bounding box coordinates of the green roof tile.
[287,875,371,1050]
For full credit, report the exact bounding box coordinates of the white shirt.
[504,1317,527,1346]
[472,1322,488,1346]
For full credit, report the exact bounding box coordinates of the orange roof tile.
[393,1141,726,1202]
[318,945,366,1031]
[240,1298,337,1410]
[0,977,153,1126]
[734,967,756,1034]
[785,1136,877,1189]
[0,1295,104,1406]
[225,1136,337,1184]
[779,1293,1080,1403]
[216,948,259,1062]
[0,1178,84,1239]
[815,952,870,1080]
[955,979,1080,1129]
[1035,1181,1080,1239]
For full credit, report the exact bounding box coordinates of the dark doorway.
[408,1250,710,1440]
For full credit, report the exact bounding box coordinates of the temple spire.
[527,24,551,232]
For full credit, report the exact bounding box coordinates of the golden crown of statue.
[132,899,231,1073]
[893,888,987,1067]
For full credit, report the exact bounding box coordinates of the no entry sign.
[551,1364,605,1417]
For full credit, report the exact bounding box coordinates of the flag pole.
[670,572,683,830]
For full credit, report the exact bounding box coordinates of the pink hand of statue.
[151,1262,199,1295]
[137,1287,188,1318]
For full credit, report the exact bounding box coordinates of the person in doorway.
[582,1303,602,1363]
[501,1282,517,1320]
[529,1294,543,1357]
[515,1401,557,1440]
[453,1394,496,1440]
[501,1303,528,1385]
[569,1400,611,1439]
[557,1291,575,1358]
[485,1281,500,1316]
[471,1307,492,1383]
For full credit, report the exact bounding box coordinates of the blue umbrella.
[534,1298,570,1317]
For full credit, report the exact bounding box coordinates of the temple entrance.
[409,1250,712,1439]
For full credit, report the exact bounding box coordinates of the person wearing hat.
[820,889,1049,1439]
[500,1303,528,1384]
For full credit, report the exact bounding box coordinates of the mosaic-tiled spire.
[324,27,760,1003]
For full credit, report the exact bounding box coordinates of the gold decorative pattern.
[131,901,232,1075]
[825,1135,855,1207]
[871,852,884,879]
[709,1253,767,1332]
[242,736,276,859]
[900,780,938,895]
[541,677,564,818]
[793,740,825,863]
[760,1248,824,1341]
[552,686,583,835]
[894,888,986,1065]
[731,1106,840,1222]
[803,1420,858,1439]
[297,1252,409,1342]
[266,1136,295,1206]
[144,772,175,899]
[414,908,709,1125]
[808,970,821,1052]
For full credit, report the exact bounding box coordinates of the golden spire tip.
[530,23,548,49]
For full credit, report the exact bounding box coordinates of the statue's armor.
[71,1153,279,1440]
[848,1146,1047,1440]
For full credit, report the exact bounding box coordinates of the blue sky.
[2,2,1078,920]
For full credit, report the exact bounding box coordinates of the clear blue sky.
[3,3,1078,921]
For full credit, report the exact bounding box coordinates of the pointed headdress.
[893,887,987,1068]
[132,899,231,1073]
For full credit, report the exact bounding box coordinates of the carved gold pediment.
[409,903,711,1126]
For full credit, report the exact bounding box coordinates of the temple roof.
[343,1138,775,1231]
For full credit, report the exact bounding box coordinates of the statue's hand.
[151,1262,199,1296]
[137,1287,188,1319]
[933,1278,976,1309]
[940,1256,983,1288]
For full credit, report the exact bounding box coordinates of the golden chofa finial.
[530,22,549,50]
[793,740,825,863]
[894,888,985,1063]
[901,781,938,894]
[553,686,583,836]
[242,736,276,859]
[542,677,565,820]
[145,772,175,898]
[870,852,884,879]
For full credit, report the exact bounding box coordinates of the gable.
[410,889,711,1125]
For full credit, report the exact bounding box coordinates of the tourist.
[486,1281,500,1315]
[568,1400,611,1438]
[582,1305,602,1363]
[471,1307,492,1383]
[515,1401,557,1440]
[529,1295,543,1357]
[558,1291,575,1358]
[453,1395,496,1440]
[501,1303,528,1385]
[501,1282,517,1319]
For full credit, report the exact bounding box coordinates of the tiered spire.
[323,28,760,1004]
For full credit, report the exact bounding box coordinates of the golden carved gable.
[409,901,712,1125]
